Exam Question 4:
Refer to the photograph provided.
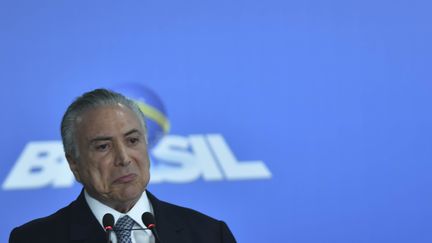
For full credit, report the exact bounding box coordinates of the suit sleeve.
[220,221,237,243]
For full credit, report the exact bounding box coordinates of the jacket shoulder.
[160,199,221,224]
[9,202,73,243]
[148,192,236,243]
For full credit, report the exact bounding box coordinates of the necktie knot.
[114,215,135,243]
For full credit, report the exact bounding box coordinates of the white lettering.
[2,134,272,190]
[2,141,74,190]
[151,135,201,183]
[206,134,272,180]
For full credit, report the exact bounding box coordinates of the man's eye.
[95,144,109,151]
[128,137,139,145]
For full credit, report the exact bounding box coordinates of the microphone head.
[141,212,156,229]
[103,213,115,231]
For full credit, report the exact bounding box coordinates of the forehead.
[75,104,143,137]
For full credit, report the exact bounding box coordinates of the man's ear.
[66,153,81,183]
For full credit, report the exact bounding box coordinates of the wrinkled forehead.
[75,103,127,122]
[74,104,144,136]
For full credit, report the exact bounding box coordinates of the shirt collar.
[84,190,153,230]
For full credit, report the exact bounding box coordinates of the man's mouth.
[113,173,137,184]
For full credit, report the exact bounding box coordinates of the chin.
[118,184,144,201]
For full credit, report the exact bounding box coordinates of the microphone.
[142,212,161,243]
[103,213,115,243]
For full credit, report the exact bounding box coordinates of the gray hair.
[61,88,147,159]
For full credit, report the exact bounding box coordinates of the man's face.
[67,104,150,212]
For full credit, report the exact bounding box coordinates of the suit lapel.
[147,191,188,243]
[68,191,107,243]
[66,190,188,242]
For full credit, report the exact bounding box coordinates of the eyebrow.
[89,129,142,144]
[89,136,112,144]
[124,129,141,137]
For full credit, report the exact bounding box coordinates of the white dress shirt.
[84,190,155,243]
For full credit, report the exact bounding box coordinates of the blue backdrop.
[1,0,431,242]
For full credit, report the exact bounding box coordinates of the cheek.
[133,153,150,176]
[139,155,150,170]
[81,160,111,185]
[132,146,150,165]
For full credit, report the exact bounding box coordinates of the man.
[9,89,236,243]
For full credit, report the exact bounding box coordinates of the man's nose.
[114,143,131,166]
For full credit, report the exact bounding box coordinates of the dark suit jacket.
[9,190,236,243]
